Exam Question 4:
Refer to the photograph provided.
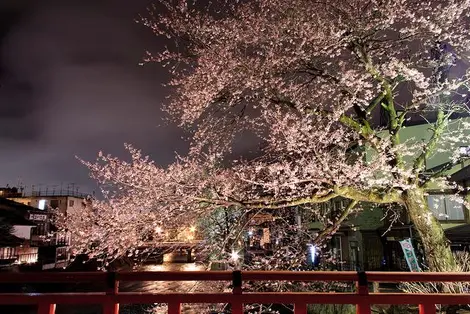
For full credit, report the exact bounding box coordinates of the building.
[246,213,275,254]
[8,190,89,216]
[308,117,470,271]
[381,117,470,269]
[439,165,470,250]
[0,198,39,268]
[2,186,92,270]
[308,199,386,271]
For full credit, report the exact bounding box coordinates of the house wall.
[398,118,470,170]
[347,206,384,230]
[17,247,38,264]
[361,231,383,270]
[6,196,82,269]
[12,225,33,240]
[368,117,470,172]
[9,196,85,215]
[308,201,386,270]
[345,230,363,270]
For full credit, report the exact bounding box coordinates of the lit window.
[38,199,46,210]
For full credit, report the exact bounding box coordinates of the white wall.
[12,225,34,240]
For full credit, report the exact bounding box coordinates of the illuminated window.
[38,199,46,210]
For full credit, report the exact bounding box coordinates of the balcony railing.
[30,235,70,247]
[1,271,470,314]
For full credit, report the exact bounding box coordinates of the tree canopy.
[70,0,470,269]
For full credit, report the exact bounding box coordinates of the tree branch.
[421,158,469,185]
[366,92,386,115]
[334,186,403,204]
[298,65,340,84]
[339,114,382,152]
[195,185,402,211]
[313,200,358,245]
[357,42,405,171]
[339,114,374,138]
[413,110,447,178]
[195,192,338,209]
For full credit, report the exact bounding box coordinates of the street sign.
[399,238,421,272]
[29,213,47,221]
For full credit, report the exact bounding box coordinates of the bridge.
[1,271,470,314]
[136,240,204,263]
[136,225,205,261]
[146,240,204,248]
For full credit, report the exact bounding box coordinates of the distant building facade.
[307,117,470,271]
[2,186,92,270]
[0,198,39,268]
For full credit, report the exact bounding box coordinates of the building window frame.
[38,199,46,210]
[50,199,59,209]
[427,193,466,222]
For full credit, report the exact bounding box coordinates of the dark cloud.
[0,1,38,141]
[0,0,187,193]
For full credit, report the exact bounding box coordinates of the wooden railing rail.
[1,271,470,314]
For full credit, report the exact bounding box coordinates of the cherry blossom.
[67,0,470,271]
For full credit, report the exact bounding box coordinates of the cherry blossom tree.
[72,0,470,271]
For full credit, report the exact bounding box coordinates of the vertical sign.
[399,238,421,272]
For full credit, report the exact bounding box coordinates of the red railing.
[1,271,470,314]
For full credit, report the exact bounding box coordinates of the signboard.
[399,238,421,272]
[29,213,47,221]
[249,214,274,225]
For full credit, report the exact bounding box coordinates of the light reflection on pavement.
[121,262,210,293]
[120,263,228,314]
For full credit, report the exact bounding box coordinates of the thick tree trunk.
[404,188,456,272]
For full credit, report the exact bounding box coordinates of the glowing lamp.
[230,250,240,261]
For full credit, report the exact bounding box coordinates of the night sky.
[0,0,188,194]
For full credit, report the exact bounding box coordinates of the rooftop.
[0,198,36,227]
[0,186,93,199]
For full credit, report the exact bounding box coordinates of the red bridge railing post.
[168,302,181,314]
[103,272,119,314]
[294,303,307,314]
[419,303,437,314]
[356,271,371,314]
[38,303,56,314]
[232,270,243,314]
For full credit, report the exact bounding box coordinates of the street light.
[307,244,317,265]
[230,250,240,262]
